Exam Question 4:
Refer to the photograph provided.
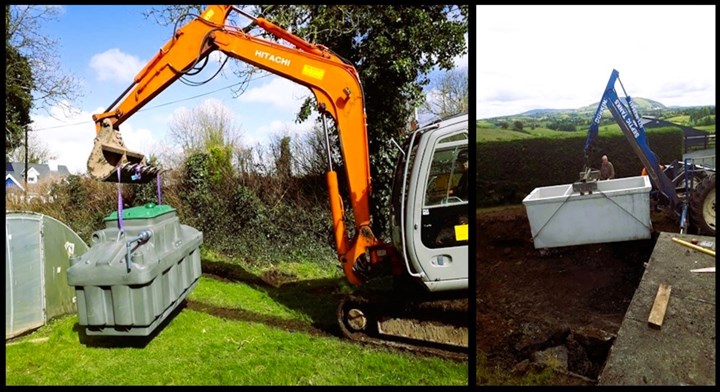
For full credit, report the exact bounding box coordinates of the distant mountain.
[577,97,667,113]
[513,97,668,118]
[518,108,575,116]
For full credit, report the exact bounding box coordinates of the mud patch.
[185,300,329,337]
[201,260,300,288]
[261,269,298,287]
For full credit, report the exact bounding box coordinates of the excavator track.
[336,292,469,361]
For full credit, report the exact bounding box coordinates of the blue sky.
[27,5,468,174]
[476,5,716,119]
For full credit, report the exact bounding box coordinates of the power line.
[31,73,271,132]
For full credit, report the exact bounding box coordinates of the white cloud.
[29,103,157,175]
[237,76,312,111]
[90,48,145,83]
[119,124,157,162]
[29,106,94,174]
[245,113,317,147]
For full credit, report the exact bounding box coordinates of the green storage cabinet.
[67,203,203,336]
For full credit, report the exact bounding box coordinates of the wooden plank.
[690,267,715,273]
[648,283,672,329]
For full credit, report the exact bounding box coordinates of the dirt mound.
[476,205,675,384]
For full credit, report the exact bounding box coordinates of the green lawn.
[6,259,468,386]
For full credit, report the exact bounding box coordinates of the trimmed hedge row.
[475,128,683,207]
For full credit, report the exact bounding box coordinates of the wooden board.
[648,283,672,329]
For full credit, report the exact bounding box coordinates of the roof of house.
[5,162,72,179]
[6,174,24,189]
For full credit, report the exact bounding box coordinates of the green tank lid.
[104,203,176,221]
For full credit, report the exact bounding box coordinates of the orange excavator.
[86,5,469,357]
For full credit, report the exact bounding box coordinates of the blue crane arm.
[584,70,620,154]
[585,69,678,205]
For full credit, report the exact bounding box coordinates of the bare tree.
[7,130,54,164]
[235,145,257,177]
[421,67,468,120]
[167,99,243,155]
[146,143,185,174]
[292,125,337,176]
[6,5,83,116]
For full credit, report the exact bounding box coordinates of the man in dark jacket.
[449,149,469,200]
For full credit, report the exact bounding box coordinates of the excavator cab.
[390,113,469,293]
[337,113,470,353]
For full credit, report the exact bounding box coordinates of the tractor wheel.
[690,173,716,236]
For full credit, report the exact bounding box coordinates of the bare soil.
[476,205,678,385]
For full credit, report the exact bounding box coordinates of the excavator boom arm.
[90,5,377,285]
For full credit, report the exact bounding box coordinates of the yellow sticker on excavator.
[454,224,468,241]
[302,65,325,80]
[201,9,215,21]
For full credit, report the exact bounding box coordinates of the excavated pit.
[477,205,677,384]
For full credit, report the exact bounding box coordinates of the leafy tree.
[687,106,715,126]
[5,6,34,158]
[165,100,238,196]
[696,116,715,126]
[512,121,523,132]
[5,43,33,158]
[146,5,468,238]
[547,119,577,132]
[275,5,468,237]
[5,5,83,159]
[275,135,293,180]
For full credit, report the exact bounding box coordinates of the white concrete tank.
[522,175,653,249]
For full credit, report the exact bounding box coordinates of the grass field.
[477,125,604,143]
[475,121,698,143]
[6,255,468,386]
[476,126,587,142]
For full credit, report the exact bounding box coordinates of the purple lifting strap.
[156,172,162,205]
[117,166,125,233]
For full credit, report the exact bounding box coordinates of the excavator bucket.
[87,120,159,184]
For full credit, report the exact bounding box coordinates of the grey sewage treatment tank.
[67,203,203,336]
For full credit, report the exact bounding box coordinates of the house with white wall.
[5,161,72,202]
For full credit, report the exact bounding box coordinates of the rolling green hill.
[477,100,715,143]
